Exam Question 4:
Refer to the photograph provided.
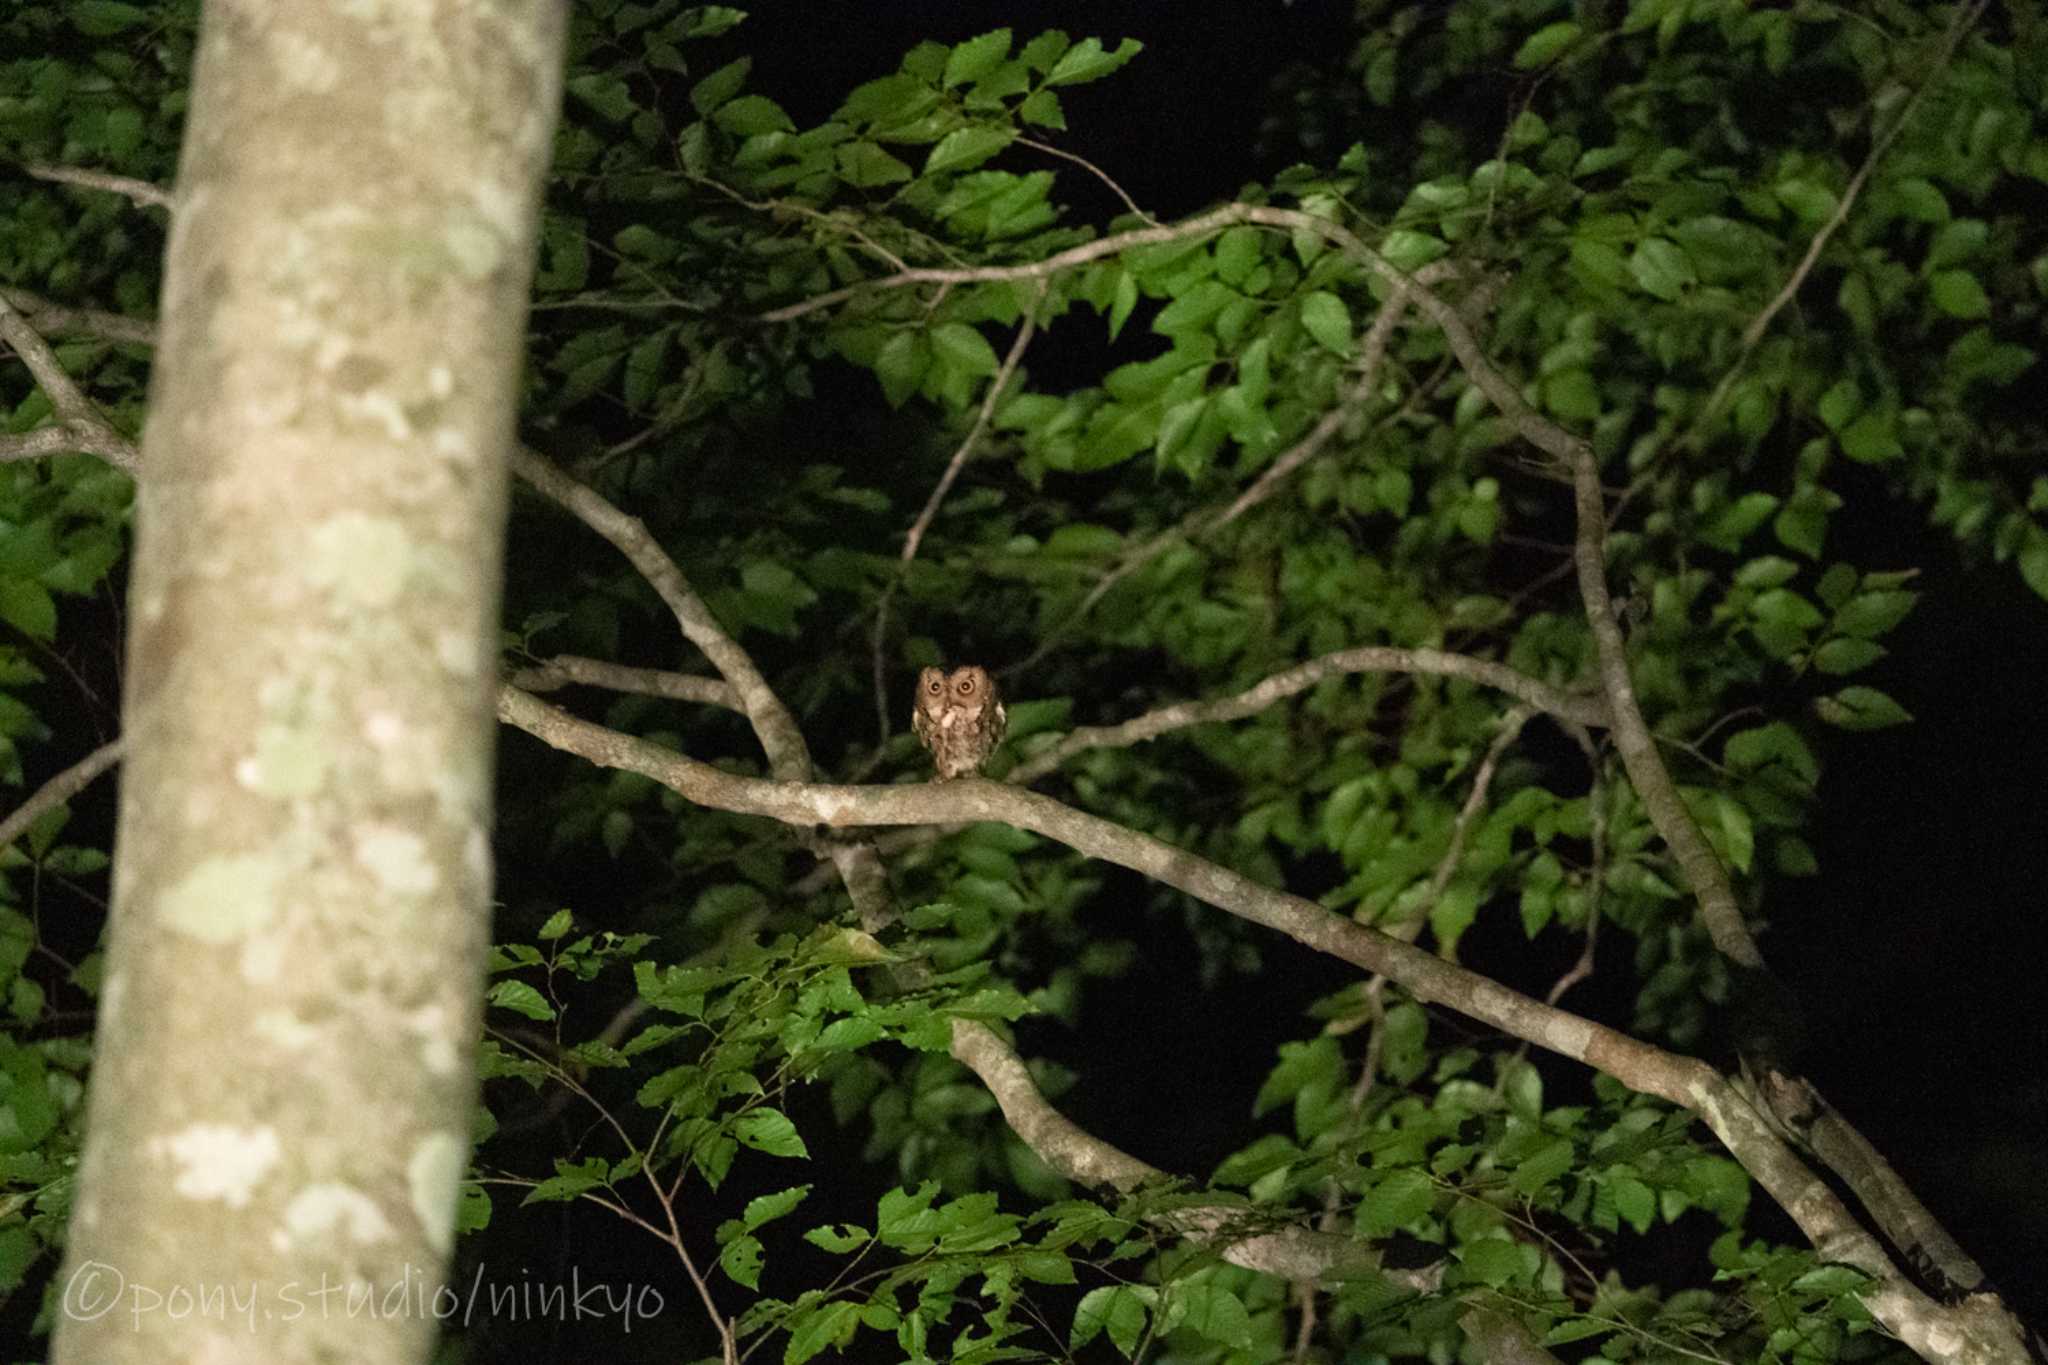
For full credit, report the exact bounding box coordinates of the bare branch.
[21,161,176,211]
[1014,135,1158,226]
[509,445,813,781]
[0,287,157,346]
[0,740,124,855]
[757,203,1261,324]
[509,654,740,710]
[0,296,141,473]
[800,643,1602,892]
[1011,646,1602,786]
[949,1019,1412,1286]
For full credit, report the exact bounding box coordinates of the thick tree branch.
[949,1020,1412,1286]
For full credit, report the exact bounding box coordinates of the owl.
[912,665,1007,779]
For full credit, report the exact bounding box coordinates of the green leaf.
[785,1300,861,1365]
[714,95,794,136]
[1542,368,1600,422]
[2018,525,2048,602]
[836,141,912,187]
[804,1223,869,1253]
[1775,179,1838,224]
[1173,1279,1253,1349]
[70,1,149,35]
[930,322,999,378]
[1018,89,1065,129]
[925,125,1014,175]
[744,1184,813,1231]
[1813,686,1912,730]
[1811,638,1885,674]
[733,1107,809,1158]
[1838,412,1903,463]
[944,29,1012,87]
[1774,485,1839,558]
[1834,589,1916,638]
[536,909,574,941]
[1299,291,1353,354]
[567,73,636,122]
[1071,1285,1151,1355]
[873,332,930,408]
[0,581,57,641]
[486,980,555,1022]
[718,1233,763,1288]
[1045,37,1143,87]
[1357,1167,1434,1236]
[1628,238,1696,300]
[690,57,750,115]
[1928,268,1990,319]
[1457,1236,1525,1287]
[1513,21,1582,68]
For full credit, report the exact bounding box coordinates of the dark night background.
[6,3,2042,1358]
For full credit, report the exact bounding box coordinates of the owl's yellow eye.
[957,678,976,693]
[927,679,942,693]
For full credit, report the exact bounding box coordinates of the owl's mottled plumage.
[912,665,1006,779]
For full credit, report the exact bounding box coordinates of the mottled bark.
[54,5,562,1363]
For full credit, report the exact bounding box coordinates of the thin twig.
[510,445,814,781]
[0,296,140,472]
[508,655,741,710]
[1015,135,1158,226]
[1689,0,1985,444]
[0,740,124,856]
[20,161,176,212]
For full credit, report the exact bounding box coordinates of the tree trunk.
[53,5,562,1362]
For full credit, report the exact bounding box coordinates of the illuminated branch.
[494,678,2021,1365]
[19,161,176,211]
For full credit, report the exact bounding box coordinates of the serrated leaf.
[1072,1285,1151,1354]
[925,125,1014,175]
[1045,37,1143,87]
[733,1107,809,1158]
[944,29,1012,87]
[486,979,555,1022]
[745,1184,812,1231]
